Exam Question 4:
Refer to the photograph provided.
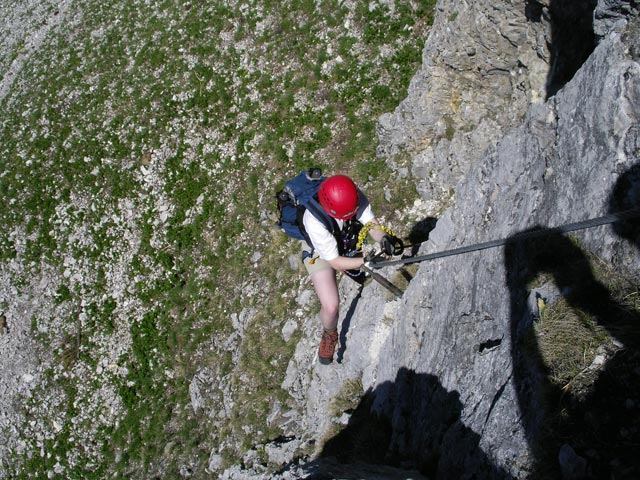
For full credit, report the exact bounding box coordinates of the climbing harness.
[368,207,640,270]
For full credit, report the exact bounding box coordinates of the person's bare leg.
[310,267,339,331]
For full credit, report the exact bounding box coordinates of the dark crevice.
[546,0,598,98]
[483,375,511,431]
[478,337,503,353]
[525,0,544,22]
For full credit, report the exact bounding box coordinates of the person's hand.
[380,235,404,256]
[362,251,379,271]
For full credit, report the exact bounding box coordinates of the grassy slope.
[0,0,435,477]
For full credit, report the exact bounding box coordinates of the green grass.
[524,247,640,479]
[533,297,612,386]
[1,0,435,476]
[527,242,640,388]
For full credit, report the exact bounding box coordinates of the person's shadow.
[609,163,640,247]
[505,163,640,479]
[320,367,513,479]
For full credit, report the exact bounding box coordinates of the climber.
[302,174,401,364]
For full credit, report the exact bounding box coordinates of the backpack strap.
[297,197,339,255]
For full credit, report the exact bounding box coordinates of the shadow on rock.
[407,216,438,256]
[408,216,438,244]
[319,367,513,480]
[609,162,640,250]
[336,285,363,364]
[505,195,640,478]
[544,0,598,98]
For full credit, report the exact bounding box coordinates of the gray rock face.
[594,0,640,39]
[265,2,640,480]
[376,0,551,207]
[365,10,640,478]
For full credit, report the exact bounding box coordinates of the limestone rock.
[277,2,640,479]
[377,0,551,214]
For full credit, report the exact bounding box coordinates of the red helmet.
[318,175,359,219]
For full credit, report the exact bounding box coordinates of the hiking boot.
[318,329,339,365]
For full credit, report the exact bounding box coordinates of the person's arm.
[365,218,404,256]
[355,200,385,244]
[327,218,387,271]
[327,255,365,272]
[366,218,386,243]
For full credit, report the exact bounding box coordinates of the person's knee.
[320,299,339,319]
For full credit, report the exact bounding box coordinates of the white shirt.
[302,199,375,261]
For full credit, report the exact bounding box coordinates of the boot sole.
[318,356,333,365]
